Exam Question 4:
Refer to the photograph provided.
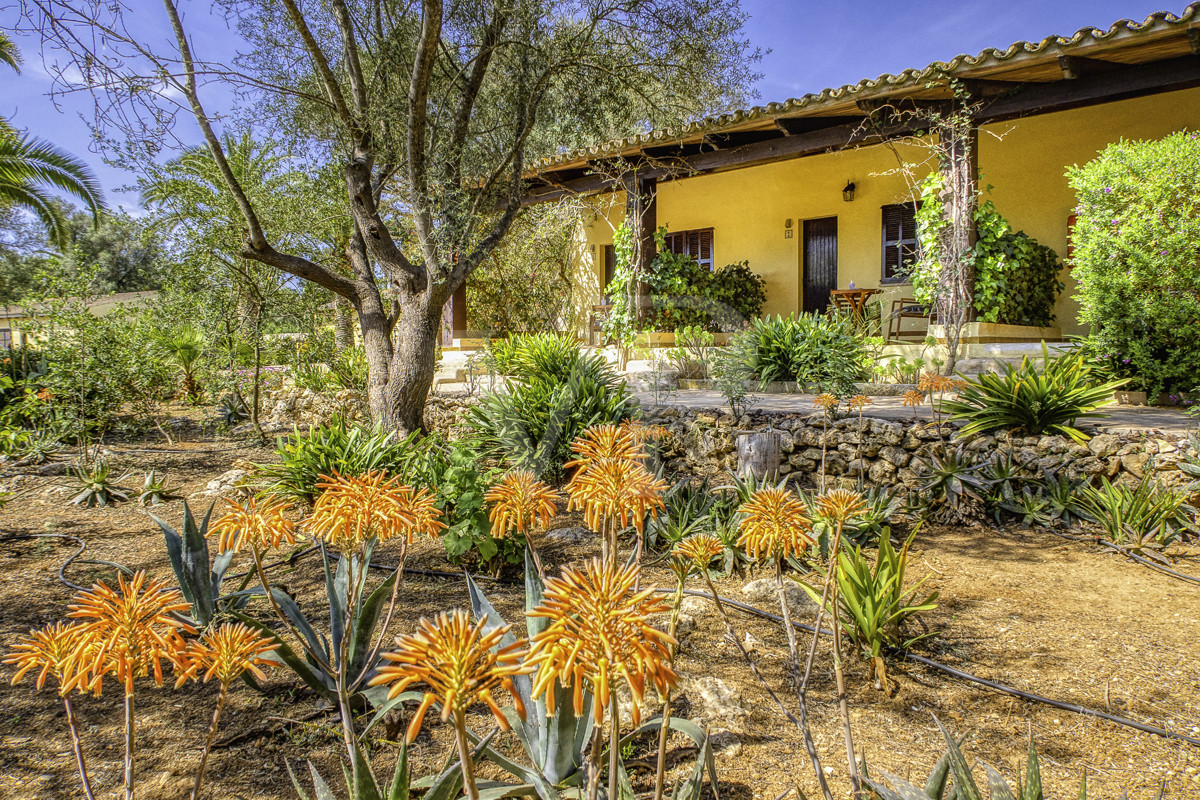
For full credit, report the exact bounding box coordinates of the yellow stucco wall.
[576,86,1200,337]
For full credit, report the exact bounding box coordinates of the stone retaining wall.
[256,384,1193,490]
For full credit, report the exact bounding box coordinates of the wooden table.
[828,288,879,316]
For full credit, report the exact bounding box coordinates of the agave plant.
[913,446,992,523]
[151,501,248,628]
[1079,476,1195,553]
[137,470,178,507]
[862,716,1167,800]
[980,454,1024,521]
[941,343,1127,444]
[69,459,131,508]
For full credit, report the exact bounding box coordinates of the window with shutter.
[663,228,715,270]
[880,204,918,283]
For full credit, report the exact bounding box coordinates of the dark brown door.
[602,244,616,303]
[802,216,838,313]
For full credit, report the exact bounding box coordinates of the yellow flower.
[369,610,530,743]
[64,572,194,696]
[485,470,560,539]
[308,471,445,554]
[813,393,839,412]
[620,420,669,445]
[526,559,677,726]
[172,622,277,688]
[917,372,966,395]
[848,394,872,411]
[815,488,868,526]
[211,495,299,554]
[564,457,666,536]
[4,622,91,695]
[901,389,925,408]
[737,487,813,562]
[674,533,724,573]
[565,424,646,469]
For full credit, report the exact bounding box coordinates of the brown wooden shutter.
[881,204,916,282]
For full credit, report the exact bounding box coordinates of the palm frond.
[0,31,21,73]
[0,134,103,244]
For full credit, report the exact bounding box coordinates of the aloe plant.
[863,717,1167,800]
[465,552,718,800]
[151,500,247,627]
[69,459,131,507]
[288,738,486,800]
[1079,476,1195,553]
[137,469,177,507]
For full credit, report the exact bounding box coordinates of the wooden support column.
[622,171,657,321]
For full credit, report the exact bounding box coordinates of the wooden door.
[802,216,838,313]
[602,244,616,303]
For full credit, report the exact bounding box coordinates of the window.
[663,228,714,270]
[881,203,919,283]
[0,330,11,350]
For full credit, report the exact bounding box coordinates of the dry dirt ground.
[1,427,1199,799]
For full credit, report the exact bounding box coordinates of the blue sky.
[0,0,1186,208]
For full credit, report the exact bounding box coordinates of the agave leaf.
[287,760,314,800]
[351,743,384,800]
[985,765,1017,800]
[361,690,427,737]
[308,761,339,800]
[1022,736,1042,800]
[352,564,399,680]
[324,544,348,654]
[669,735,713,800]
[869,770,930,800]
[270,587,331,664]
[231,611,335,698]
[934,717,983,800]
[387,739,410,800]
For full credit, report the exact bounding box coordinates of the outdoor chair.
[887,298,932,341]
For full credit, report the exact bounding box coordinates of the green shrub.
[739,312,868,394]
[485,332,607,384]
[425,441,524,572]
[941,343,1125,443]
[1067,130,1200,397]
[1080,476,1194,552]
[256,416,435,502]
[467,368,637,482]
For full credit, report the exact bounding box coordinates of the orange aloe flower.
[308,471,445,554]
[848,394,873,411]
[565,424,646,469]
[917,371,966,395]
[737,487,814,562]
[211,495,299,554]
[526,559,677,726]
[485,470,560,539]
[621,420,669,445]
[901,389,925,408]
[564,457,666,536]
[172,622,277,688]
[64,572,194,696]
[815,488,868,527]
[674,533,724,573]
[4,622,93,694]
[369,609,530,743]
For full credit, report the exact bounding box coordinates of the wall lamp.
[842,181,856,202]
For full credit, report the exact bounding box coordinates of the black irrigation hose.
[1047,529,1200,587]
[13,529,1199,750]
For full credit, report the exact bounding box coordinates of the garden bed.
[1,418,1199,799]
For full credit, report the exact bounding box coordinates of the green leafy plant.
[151,500,248,628]
[644,478,717,551]
[668,325,715,380]
[862,717,1167,800]
[981,454,1024,520]
[137,469,178,507]
[157,326,206,402]
[257,417,434,502]
[1079,476,1195,553]
[941,344,1126,443]
[799,529,937,688]
[1068,129,1200,398]
[808,487,904,549]
[288,738,479,800]
[913,446,992,524]
[711,330,758,417]
[467,354,637,482]
[740,312,868,395]
[431,442,522,572]
[69,459,131,507]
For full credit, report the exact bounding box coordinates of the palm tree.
[0,31,103,246]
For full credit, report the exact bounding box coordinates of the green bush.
[941,343,1125,443]
[1067,130,1200,397]
[485,332,608,385]
[739,312,868,394]
[423,442,523,572]
[256,416,435,502]
[467,349,637,482]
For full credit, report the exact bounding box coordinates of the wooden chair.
[887,298,932,341]
[589,304,612,346]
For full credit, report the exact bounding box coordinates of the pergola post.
[622,171,657,321]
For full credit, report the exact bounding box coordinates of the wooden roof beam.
[774,116,865,136]
[1058,55,1124,80]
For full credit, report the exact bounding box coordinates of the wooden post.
[737,430,781,481]
[623,171,657,321]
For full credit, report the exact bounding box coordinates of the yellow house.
[0,291,160,348]
[520,4,1200,342]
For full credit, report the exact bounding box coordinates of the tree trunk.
[333,297,354,352]
[381,299,443,434]
[737,431,781,480]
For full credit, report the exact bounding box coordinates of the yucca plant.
[941,343,1127,443]
[256,417,434,502]
[862,716,1168,800]
[151,501,249,628]
[69,459,131,507]
[799,529,937,689]
[137,469,177,507]
[1079,476,1195,552]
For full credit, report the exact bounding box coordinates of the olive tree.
[18,0,759,432]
